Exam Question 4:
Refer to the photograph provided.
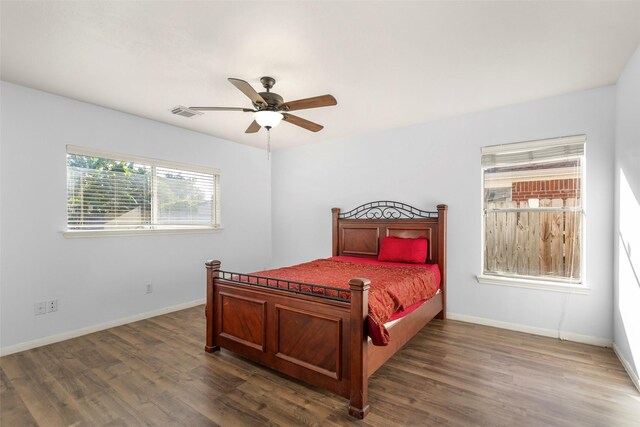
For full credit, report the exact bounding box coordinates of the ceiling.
[2,1,640,151]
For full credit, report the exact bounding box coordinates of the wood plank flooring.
[1,306,639,426]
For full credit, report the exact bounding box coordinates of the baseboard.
[447,312,612,347]
[613,343,640,393]
[0,299,205,357]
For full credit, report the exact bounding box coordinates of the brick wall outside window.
[511,178,580,203]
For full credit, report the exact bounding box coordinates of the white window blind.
[155,166,215,226]
[66,146,220,233]
[481,135,585,168]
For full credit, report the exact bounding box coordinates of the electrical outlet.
[145,283,153,294]
[34,301,46,316]
[48,299,58,313]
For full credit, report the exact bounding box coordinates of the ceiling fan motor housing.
[256,92,284,111]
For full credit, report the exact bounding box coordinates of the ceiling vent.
[170,105,203,118]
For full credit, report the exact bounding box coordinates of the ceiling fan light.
[255,110,283,128]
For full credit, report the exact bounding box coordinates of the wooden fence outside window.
[484,198,581,281]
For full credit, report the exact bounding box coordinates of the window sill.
[63,226,222,238]
[476,274,590,294]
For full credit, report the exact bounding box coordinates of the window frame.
[477,135,589,294]
[64,145,221,238]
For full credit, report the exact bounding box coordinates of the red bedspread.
[251,258,440,346]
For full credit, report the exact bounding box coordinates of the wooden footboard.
[205,261,371,416]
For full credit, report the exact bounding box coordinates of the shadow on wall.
[618,168,640,371]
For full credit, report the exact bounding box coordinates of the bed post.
[332,208,340,256]
[348,278,370,419]
[205,260,221,353]
[437,204,448,320]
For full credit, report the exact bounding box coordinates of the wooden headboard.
[332,201,448,298]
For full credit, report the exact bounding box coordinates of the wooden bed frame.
[205,201,447,418]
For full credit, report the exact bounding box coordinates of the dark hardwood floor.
[1,306,639,426]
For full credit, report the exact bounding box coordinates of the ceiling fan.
[188,77,337,133]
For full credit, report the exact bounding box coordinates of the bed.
[205,201,447,418]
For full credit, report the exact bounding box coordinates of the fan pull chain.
[267,127,271,160]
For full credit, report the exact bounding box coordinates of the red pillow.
[377,236,428,264]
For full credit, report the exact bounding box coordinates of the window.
[479,135,585,289]
[66,146,220,235]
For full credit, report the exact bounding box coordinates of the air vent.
[170,105,203,118]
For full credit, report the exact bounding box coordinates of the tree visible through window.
[481,136,585,284]
[66,147,219,232]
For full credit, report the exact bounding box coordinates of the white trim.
[0,299,205,357]
[215,172,221,226]
[66,144,222,233]
[479,135,587,291]
[613,343,640,393]
[476,274,590,294]
[447,312,611,347]
[63,227,222,238]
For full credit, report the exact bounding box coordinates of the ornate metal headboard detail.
[338,201,438,220]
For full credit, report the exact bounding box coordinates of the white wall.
[0,82,271,352]
[272,86,616,342]
[614,45,640,384]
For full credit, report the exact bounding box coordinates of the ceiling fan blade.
[280,94,337,112]
[228,78,267,107]
[189,106,254,112]
[282,113,323,132]
[245,120,261,133]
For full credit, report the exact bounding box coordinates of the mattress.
[250,256,441,345]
